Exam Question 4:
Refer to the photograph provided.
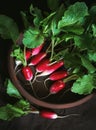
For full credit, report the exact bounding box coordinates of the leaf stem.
[63,74,79,83]
[24,46,27,66]
[50,38,55,61]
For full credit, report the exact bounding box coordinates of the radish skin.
[39,80,66,99]
[25,50,32,60]
[49,70,68,81]
[37,60,64,77]
[29,52,47,66]
[31,43,44,56]
[22,66,33,81]
[39,110,58,119]
[50,80,65,94]
[39,110,79,119]
[36,58,50,73]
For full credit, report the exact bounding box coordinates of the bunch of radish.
[15,42,70,99]
[16,43,44,82]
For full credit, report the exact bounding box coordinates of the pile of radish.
[15,42,70,99]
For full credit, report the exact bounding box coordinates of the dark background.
[0,0,96,130]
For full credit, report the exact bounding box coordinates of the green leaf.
[74,34,94,50]
[53,48,68,61]
[55,4,65,22]
[88,50,96,62]
[47,0,60,11]
[40,12,56,30]
[59,33,74,42]
[0,104,18,120]
[51,20,60,36]
[80,55,96,73]
[6,79,22,99]
[15,100,30,110]
[58,2,89,28]
[92,24,96,37]
[0,101,29,121]
[64,53,81,69]
[22,27,44,48]
[62,25,84,35]
[29,4,43,27]
[51,4,65,36]
[71,74,95,95]
[0,15,19,43]
[53,48,81,70]
[11,45,26,66]
[0,104,24,121]
[89,5,96,17]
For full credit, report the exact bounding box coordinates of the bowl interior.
[8,47,95,109]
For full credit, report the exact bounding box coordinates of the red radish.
[22,66,33,81]
[29,52,47,66]
[50,80,65,94]
[39,110,58,119]
[39,110,79,119]
[39,80,65,99]
[36,58,50,73]
[25,43,44,60]
[31,43,44,56]
[37,60,64,77]
[48,70,68,81]
[25,50,32,60]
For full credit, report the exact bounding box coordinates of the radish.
[37,60,64,77]
[22,66,33,81]
[36,58,50,73]
[29,52,47,66]
[33,74,79,99]
[39,80,65,99]
[39,110,79,119]
[25,50,32,60]
[25,43,44,60]
[43,70,68,95]
[31,43,44,56]
[46,70,68,81]
[49,80,65,94]
[39,110,58,119]
[49,74,79,94]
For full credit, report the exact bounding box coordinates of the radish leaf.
[0,100,29,120]
[29,4,43,27]
[11,46,26,66]
[71,74,95,95]
[80,55,96,73]
[88,50,96,62]
[23,27,44,48]
[6,79,22,99]
[0,15,19,43]
[58,2,88,28]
